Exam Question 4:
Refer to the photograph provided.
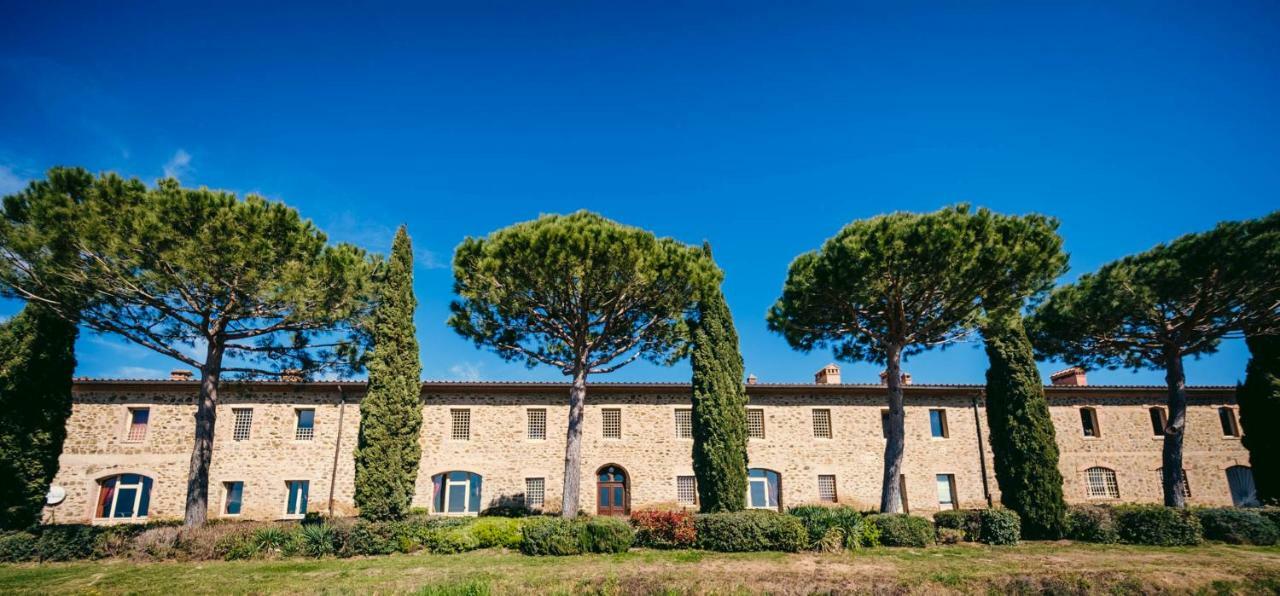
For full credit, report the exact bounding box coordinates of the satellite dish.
[46,485,66,506]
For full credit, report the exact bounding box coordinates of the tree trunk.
[880,343,906,513]
[183,340,224,527]
[560,366,588,518]
[1162,350,1188,508]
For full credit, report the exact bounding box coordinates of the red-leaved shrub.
[630,510,696,549]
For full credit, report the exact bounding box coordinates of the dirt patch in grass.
[1,543,1278,594]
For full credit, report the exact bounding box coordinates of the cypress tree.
[1240,333,1280,505]
[354,226,423,521]
[982,310,1067,538]
[0,304,78,530]
[689,243,748,512]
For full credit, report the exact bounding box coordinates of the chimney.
[879,370,912,385]
[814,364,841,385]
[1050,367,1087,387]
[746,374,758,385]
[280,369,304,383]
[170,369,194,381]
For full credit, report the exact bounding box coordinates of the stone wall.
[43,380,1247,523]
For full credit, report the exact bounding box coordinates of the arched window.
[1084,467,1119,499]
[597,465,628,516]
[747,468,781,510]
[431,471,482,514]
[1226,466,1258,507]
[95,474,153,519]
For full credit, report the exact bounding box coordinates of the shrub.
[936,527,964,545]
[1196,508,1279,545]
[866,514,933,547]
[346,521,404,556]
[932,510,980,541]
[426,526,481,554]
[817,527,847,552]
[977,509,1021,545]
[848,517,881,548]
[0,532,36,562]
[1066,505,1118,543]
[215,529,260,560]
[581,517,634,553]
[480,504,531,518]
[1259,508,1280,532]
[520,517,583,556]
[469,517,524,549]
[253,525,295,557]
[630,510,696,549]
[34,524,102,561]
[131,526,181,560]
[1113,505,1202,546]
[695,510,807,552]
[297,523,339,557]
[787,506,865,550]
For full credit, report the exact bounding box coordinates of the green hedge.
[977,509,1021,545]
[1113,505,1202,546]
[520,517,634,556]
[787,506,877,550]
[866,514,933,547]
[695,510,807,552]
[1066,505,1119,543]
[932,510,980,541]
[1196,508,1278,546]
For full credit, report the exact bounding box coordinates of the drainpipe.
[328,384,347,517]
[972,393,993,508]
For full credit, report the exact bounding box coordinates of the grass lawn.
[1,543,1279,595]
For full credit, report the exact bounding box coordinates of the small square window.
[747,409,765,439]
[602,408,622,439]
[675,409,692,439]
[1080,408,1100,438]
[818,474,837,503]
[1149,407,1167,437]
[295,409,315,441]
[232,408,253,441]
[812,409,832,439]
[525,477,545,509]
[126,408,150,442]
[1219,407,1240,438]
[527,409,546,440]
[929,409,949,438]
[677,475,697,505]
[223,481,243,516]
[451,409,471,441]
[1085,467,1120,499]
[285,480,309,516]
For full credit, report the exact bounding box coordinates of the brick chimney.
[814,364,841,385]
[169,369,194,381]
[280,369,304,383]
[746,374,758,385]
[879,370,912,385]
[1050,367,1087,387]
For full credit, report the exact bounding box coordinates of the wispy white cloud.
[112,366,167,379]
[162,149,193,180]
[0,165,28,196]
[449,362,483,381]
[416,248,448,270]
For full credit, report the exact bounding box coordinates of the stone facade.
[45,378,1249,523]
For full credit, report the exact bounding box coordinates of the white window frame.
[746,469,779,510]
[294,408,315,441]
[436,472,481,516]
[936,474,957,510]
[1085,467,1120,499]
[96,474,150,520]
[284,480,309,518]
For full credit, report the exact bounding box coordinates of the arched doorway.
[596,464,629,516]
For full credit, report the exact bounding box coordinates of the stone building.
[45,365,1257,524]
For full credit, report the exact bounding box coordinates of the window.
[817,474,837,503]
[432,471,482,514]
[602,408,622,439]
[880,409,890,438]
[747,409,765,439]
[675,409,693,439]
[1149,407,1167,437]
[526,409,546,440]
[746,468,780,510]
[891,474,910,513]
[1080,408,1100,438]
[1226,466,1259,507]
[125,408,150,442]
[936,474,958,510]
[223,481,244,516]
[812,409,832,439]
[1085,467,1120,499]
[285,480,309,516]
[95,474,153,519]
[524,477,545,509]
[677,475,697,505]
[232,408,253,441]
[929,409,949,438]
[451,409,471,440]
[1156,468,1191,499]
[294,409,315,441]
[1219,407,1240,438]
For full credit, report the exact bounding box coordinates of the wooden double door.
[597,465,628,516]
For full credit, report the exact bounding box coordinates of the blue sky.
[1,2,1277,386]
